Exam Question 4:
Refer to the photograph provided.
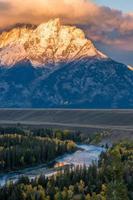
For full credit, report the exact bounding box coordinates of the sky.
[93,0,133,65]
[0,0,133,65]
[94,0,133,13]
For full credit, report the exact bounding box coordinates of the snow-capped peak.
[0,18,108,67]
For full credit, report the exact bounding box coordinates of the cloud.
[0,0,98,26]
[0,0,133,62]
[0,1,12,12]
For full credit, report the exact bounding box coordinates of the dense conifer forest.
[0,127,76,172]
[0,127,132,199]
[0,141,132,200]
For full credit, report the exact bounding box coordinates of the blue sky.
[94,0,133,12]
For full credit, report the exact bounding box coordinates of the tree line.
[0,141,132,200]
[0,134,76,172]
[0,127,84,141]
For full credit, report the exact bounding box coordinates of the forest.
[0,127,82,141]
[0,128,76,172]
[0,126,105,144]
[0,140,132,199]
[0,127,132,199]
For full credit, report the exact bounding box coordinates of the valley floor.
[0,109,133,143]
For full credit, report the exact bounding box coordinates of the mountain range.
[0,18,133,108]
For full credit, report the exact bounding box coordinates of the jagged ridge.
[0,18,107,67]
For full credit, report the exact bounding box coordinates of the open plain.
[0,109,133,143]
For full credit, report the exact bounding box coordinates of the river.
[0,144,105,187]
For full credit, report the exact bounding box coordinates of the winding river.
[0,144,105,187]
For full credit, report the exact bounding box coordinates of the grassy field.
[0,109,133,126]
[0,109,133,142]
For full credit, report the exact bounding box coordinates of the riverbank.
[1,141,132,200]
[0,144,105,187]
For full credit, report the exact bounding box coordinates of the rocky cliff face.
[0,18,107,67]
[0,19,133,108]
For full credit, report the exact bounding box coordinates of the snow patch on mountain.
[0,18,107,68]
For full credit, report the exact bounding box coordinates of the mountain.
[0,18,133,108]
[0,18,107,67]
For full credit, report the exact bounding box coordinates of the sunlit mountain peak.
[0,18,107,67]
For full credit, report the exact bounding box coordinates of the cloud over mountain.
[0,18,133,108]
[0,0,133,64]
